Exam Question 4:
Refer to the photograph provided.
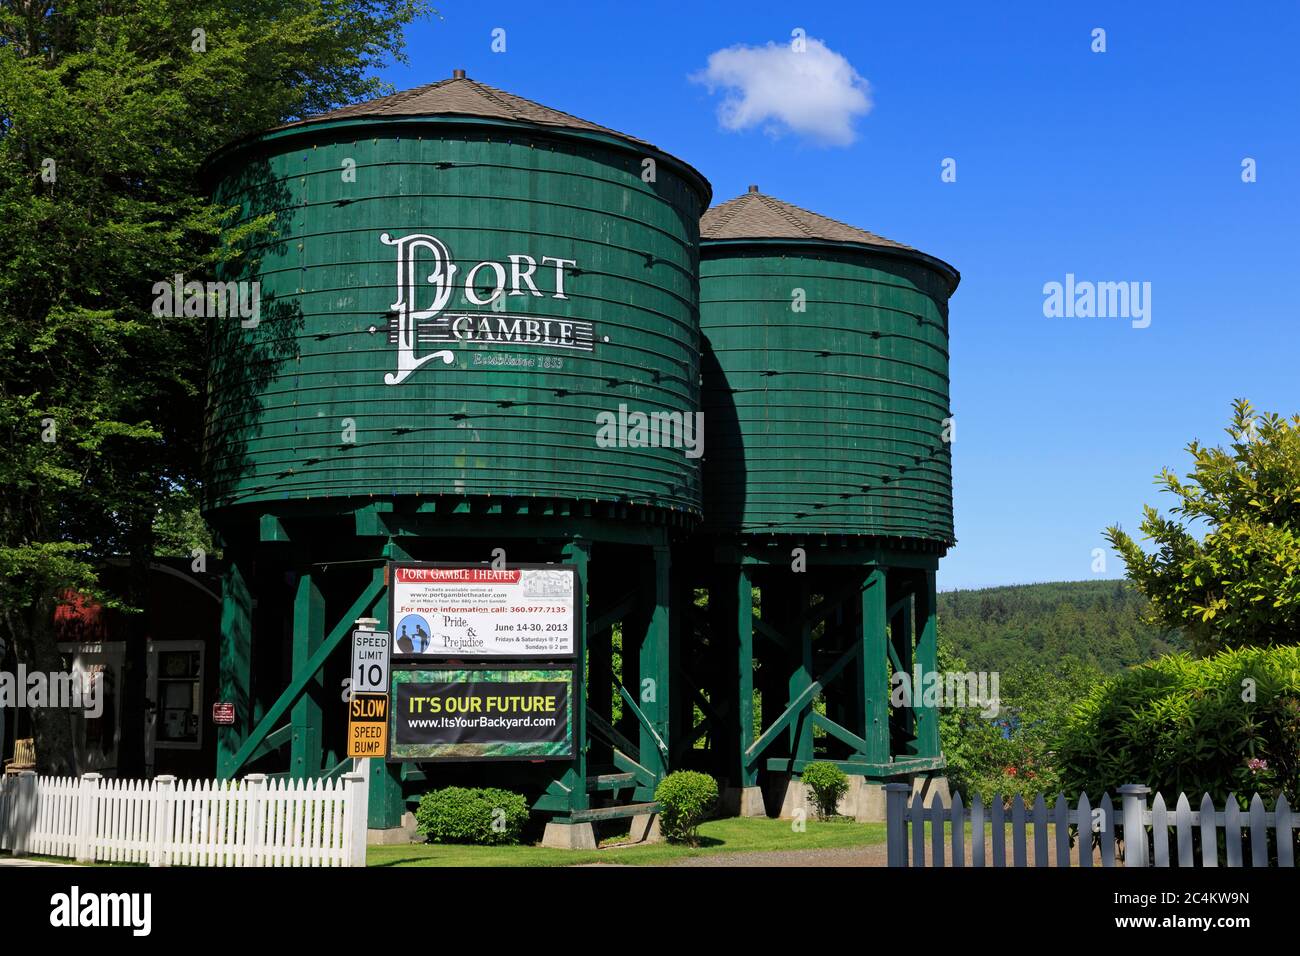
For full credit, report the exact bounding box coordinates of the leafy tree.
[0,0,429,773]
[1106,400,1300,654]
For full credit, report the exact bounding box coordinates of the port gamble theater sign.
[386,563,577,762]
[389,564,576,658]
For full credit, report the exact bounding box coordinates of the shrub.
[654,771,718,845]
[801,761,849,818]
[414,786,529,845]
[1057,645,1300,805]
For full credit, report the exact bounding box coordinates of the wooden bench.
[3,737,35,774]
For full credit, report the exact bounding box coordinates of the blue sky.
[376,2,1299,590]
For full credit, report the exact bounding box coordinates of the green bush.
[654,771,718,845]
[801,761,849,818]
[414,786,529,845]
[1057,645,1300,805]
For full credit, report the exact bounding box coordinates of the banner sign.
[389,564,576,658]
[388,668,573,761]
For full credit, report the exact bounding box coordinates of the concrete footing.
[772,776,809,819]
[541,821,598,850]
[628,813,663,844]
[911,773,951,806]
[766,774,933,822]
[722,785,769,817]
[852,779,888,822]
[367,811,419,845]
[737,786,767,818]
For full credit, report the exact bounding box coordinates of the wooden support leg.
[668,558,689,768]
[589,624,613,770]
[368,543,406,829]
[862,568,890,765]
[561,537,591,813]
[913,568,942,760]
[290,565,325,780]
[890,589,917,756]
[734,566,755,788]
[217,556,253,779]
[788,579,814,765]
[754,575,782,761]
[638,545,671,781]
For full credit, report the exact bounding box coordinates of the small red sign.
[212,702,236,725]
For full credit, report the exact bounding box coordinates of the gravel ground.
[660,826,1102,867]
[666,844,890,867]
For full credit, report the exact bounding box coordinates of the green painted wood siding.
[699,244,954,543]
[205,121,707,518]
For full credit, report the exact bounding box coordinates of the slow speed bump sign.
[347,693,389,758]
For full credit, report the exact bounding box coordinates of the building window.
[151,642,204,750]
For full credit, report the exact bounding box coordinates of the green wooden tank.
[699,187,960,544]
[202,72,710,521]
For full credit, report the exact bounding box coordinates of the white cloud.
[691,38,872,147]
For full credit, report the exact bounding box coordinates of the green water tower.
[687,186,960,817]
[202,72,711,842]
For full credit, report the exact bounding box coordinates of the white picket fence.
[886,783,1297,867]
[0,771,369,867]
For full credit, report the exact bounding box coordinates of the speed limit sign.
[351,628,391,695]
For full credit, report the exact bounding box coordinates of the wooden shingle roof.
[701,186,919,252]
[275,72,654,148]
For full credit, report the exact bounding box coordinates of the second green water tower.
[687,186,960,816]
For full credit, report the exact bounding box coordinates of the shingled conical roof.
[701,185,958,289]
[276,71,654,148]
[701,185,922,251]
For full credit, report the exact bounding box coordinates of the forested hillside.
[939,579,1185,673]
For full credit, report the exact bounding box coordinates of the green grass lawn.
[368,816,887,867]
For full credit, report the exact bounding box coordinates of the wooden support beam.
[611,749,657,789]
[370,512,670,547]
[807,580,866,630]
[765,755,947,777]
[569,802,661,823]
[259,514,291,543]
[744,641,860,769]
[812,712,869,755]
[586,772,637,791]
[368,540,408,829]
[244,723,293,765]
[914,567,942,760]
[753,615,794,651]
[290,566,325,780]
[890,586,917,752]
[586,705,639,760]
[533,773,575,812]
[222,568,384,779]
[862,568,890,765]
[789,580,814,765]
[216,557,253,779]
[559,537,591,813]
[588,623,614,770]
[713,545,941,570]
[618,683,668,761]
[634,546,671,781]
[588,589,637,638]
